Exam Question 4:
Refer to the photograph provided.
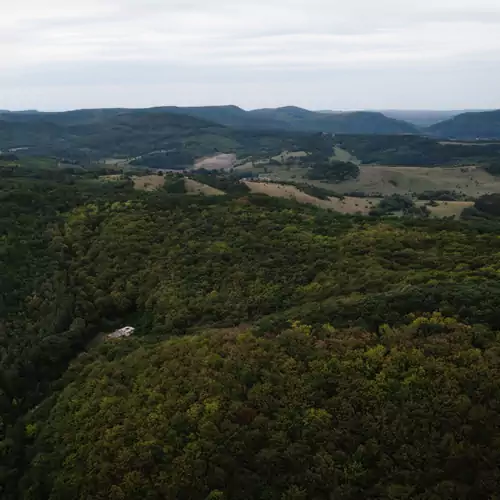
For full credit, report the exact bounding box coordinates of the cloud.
[1,0,500,109]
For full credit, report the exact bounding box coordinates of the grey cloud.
[1,0,500,110]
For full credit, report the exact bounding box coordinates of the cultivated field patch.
[185,178,225,196]
[132,175,165,191]
[244,181,379,214]
[417,200,474,218]
[194,154,237,171]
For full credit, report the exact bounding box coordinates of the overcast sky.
[1,0,499,111]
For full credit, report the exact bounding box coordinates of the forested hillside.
[335,134,500,166]
[3,159,500,498]
[0,109,312,162]
[427,110,500,139]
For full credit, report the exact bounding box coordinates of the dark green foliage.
[164,105,417,134]
[22,321,500,499]
[0,110,314,163]
[427,110,500,139]
[0,153,19,162]
[336,134,500,166]
[6,156,500,499]
[473,193,500,216]
[305,160,360,183]
[370,194,415,215]
[130,150,195,169]
[416,190,466,201]
[249,107,418,134]
[483,161,500,176]
[191,170,250,196]
[294,183,340,200]
[163,175,186,194]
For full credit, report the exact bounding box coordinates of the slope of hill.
[149,105,418,134]
[427,110,500,139]
[0,109,314,162]
[334,134,500,166]
[250,107,418,134]
[380,109,464,127]
[4,159,500,498]
[0,106,418,147]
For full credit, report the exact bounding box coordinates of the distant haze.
[2,0,500,111]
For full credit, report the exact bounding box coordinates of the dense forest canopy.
[2,152,500,498]
[335,134,500,166]
[427,110,500,139]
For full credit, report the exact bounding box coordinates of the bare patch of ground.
[102,158,129,167]
[132,175,165,191]
[194,154,237,171]
[244,181,379,214]
[100,174,123,182]
[185,178,225,196]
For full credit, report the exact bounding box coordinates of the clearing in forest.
[132,175,166,191]
[243,181,378,214]
[185,178,225,196]
[416,200,474,218]
[194,154,237,171]
[100,174,123,182]
[309,165,500,198]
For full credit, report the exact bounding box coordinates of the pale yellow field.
[100,174,123,182]
[132,175,165,191]
[416,200,474,218]
[194,154,237,171]
[271,151,308,162]
[244,181,379,214]
[328,165,500,197]
[185,178,225,196]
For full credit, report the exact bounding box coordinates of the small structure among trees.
[107,326,135,339]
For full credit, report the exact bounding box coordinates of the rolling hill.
[250,107,418,134]
[427,109,500,139]
[380,109,464,127]
[0,109,313,161]
[147,105,419,134]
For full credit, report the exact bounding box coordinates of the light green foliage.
[23,322,500,499]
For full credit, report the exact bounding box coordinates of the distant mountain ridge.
[2,106,500,160]
[426,110,500,139]
[161,105,418,135]
[0,105,417,134]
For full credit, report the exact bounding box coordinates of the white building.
[107,326,135,339]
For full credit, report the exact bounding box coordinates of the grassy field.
[271,151,308,162]
[185,178,225,196]
[132,175,165,191]
[335,165,500,197]
[262,164,500,198]
[243,181,379,214]
[416,200,474,218]
[193,154,237,171]
[100,174,123,182]
[230,146,500,199]
[332,146,361,165]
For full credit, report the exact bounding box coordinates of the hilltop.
[176,105,418,134]
[0,106,418,161]
[0,108,312,162]
[427,109,500,139]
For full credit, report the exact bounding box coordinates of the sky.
[1,0,500,111]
